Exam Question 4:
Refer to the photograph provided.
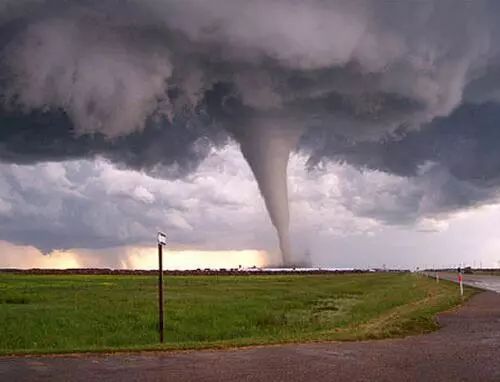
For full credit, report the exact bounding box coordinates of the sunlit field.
[0,273,474,355]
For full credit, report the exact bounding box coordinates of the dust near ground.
[1,288,500,381]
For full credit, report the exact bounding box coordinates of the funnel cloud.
[2,1,500,264]
[235,119,303,265]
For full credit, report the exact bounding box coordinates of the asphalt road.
[433,272,500,293]
[1,283,500,382]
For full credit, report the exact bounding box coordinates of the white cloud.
[0,145,274,253]
[416,218,449,233]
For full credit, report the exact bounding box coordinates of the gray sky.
[1,0,500,269]
[2,145,500,269]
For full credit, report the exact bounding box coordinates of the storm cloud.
[2,1,500,263]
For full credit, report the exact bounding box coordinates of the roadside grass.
[0,272,475,355]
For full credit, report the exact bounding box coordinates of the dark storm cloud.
[303,100,500,180]
[0,106,227,177]
[2,1,500,259]
[0,0,497,144]
[301,102,500,218]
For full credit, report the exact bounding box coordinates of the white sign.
[157,232,167,245]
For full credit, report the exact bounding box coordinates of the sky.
[2,1,500,269]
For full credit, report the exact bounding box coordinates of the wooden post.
[158,243,164,343]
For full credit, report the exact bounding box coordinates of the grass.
[0,272,475,355]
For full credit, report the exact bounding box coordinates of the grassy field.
[0,272,474,355]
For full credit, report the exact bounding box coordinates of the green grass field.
[0,272,474,355]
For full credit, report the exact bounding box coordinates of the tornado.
[235,119,303,266]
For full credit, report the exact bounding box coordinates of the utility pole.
[157,232,167,343]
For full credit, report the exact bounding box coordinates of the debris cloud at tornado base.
[3,1,500,263]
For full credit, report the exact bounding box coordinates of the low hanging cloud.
[2,1,500,263]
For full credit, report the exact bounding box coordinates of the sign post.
[458,271,464,298]
[157,232,167,343]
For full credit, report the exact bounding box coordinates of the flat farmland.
[0,272,474,355]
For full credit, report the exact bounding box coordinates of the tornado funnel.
[236,119,303,266]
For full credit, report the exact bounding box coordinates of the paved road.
[1,288,500,382]
[433,272,500,293]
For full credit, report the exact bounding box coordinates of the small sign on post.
[158,232,167,246]
[157,232,167,343]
